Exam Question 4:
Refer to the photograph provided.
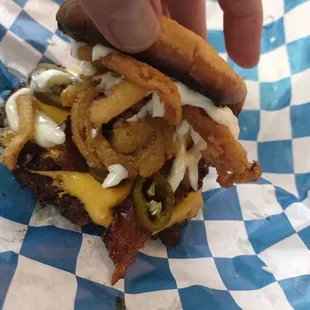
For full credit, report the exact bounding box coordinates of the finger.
[80,0,162,53]
[161,0,170,17]
[218,0,263,68]
[167,0,207,39]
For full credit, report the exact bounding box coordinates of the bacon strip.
[102,197,150,285]
[183,106,262,188]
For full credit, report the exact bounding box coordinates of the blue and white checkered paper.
[1,0,310,309]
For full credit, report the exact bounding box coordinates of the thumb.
[80,0,162,53]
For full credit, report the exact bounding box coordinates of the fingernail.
[108,0,160,52]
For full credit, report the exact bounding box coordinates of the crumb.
[261,266,273,274]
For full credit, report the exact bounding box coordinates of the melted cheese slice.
[152,190,203,234]
[167,190,203,228]
[35,171,133,227]
[36,101,70,125]
[32,171,202,231]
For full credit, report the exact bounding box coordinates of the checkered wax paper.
[0,0,310,309]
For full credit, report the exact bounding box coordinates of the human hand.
[80,0,263,68]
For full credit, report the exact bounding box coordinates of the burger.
[0,0,262,285]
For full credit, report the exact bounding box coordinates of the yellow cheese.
[34,171,133,227]
[32,170,202,231]
[36,101,70,124]
[152,190,203,234]
[166,190,203,228]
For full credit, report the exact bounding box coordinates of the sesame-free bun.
[56,0,246,115]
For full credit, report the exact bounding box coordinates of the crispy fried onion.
[88,53,182,126]
[183,106,262,188]
[61,80,93,107]
[110,117,171,155]
[70,84,101,167]
[92,117,174,177]
[1,95,36,170]
[71,85,174,177]
[90,80,148,126]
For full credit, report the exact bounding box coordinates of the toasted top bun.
[56,0,246,116]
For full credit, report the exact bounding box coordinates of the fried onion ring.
[90,80,148,127]
[92,117,174,177]
[71,85,101,166]
[61,81,93,107]
[102,54,182,125]
[109,118,158,155]
[75,45,182,125]
[1,95,36,170]
[61,84,79,107]
[183,106,262,188]
[71,83,173,177]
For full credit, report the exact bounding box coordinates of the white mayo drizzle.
[69,41,240,192]
[95,72,123,95]
[190,126,203,145]
[177,119,190,137]
[92,44,117,61]
[137,103,151,119]
[149,92,165,117]
[71,42,239,138]
[102,164,129,188]
[126,114,139,123]
[127,92,165,122]
[30,69,72,92]
[175,82,240,139]
[91,128,98,138]
[5,88,29,132]
[34,112,66,148]
[79,61,97,76]
[70,39,87,58]
[167,120,207,192]
[5,88,66,148]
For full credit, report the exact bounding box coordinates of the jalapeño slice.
[133,173,174,232]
